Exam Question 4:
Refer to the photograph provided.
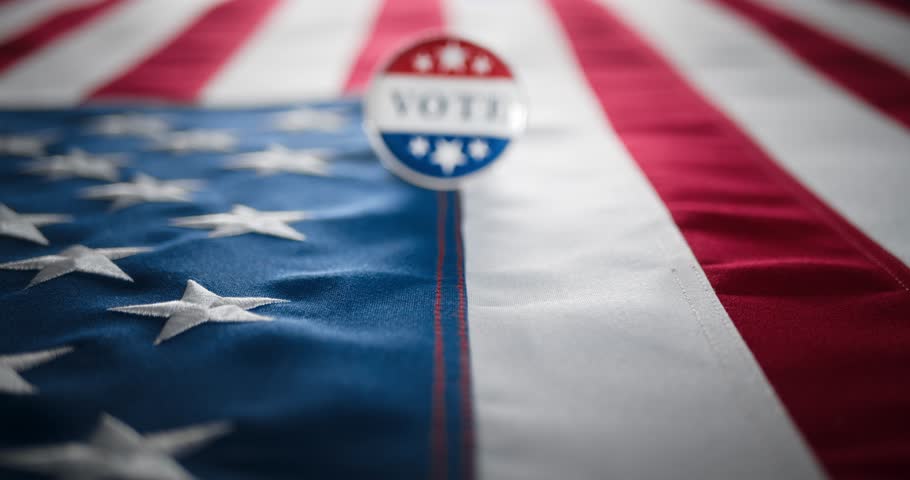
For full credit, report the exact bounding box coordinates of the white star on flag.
[438,42,467,71]
[226,144,329,176]
[110,279,288,344]
[413,52,434,72]
[0,134,50,157]
[0,413,230,480]
[0,203,71,246]
[471,55,492,75]
[171,204,307,241]
[0,245,150,288]
[467,139,490,160]
[88,113,169,137]
[0,346,72,394]
[151,130,236,153]
[408,136,430,157]
[23,148,124,182]
[273,108,347,132]
[431,139,466,175]
[81,173,202,210]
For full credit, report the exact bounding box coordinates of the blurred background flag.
[0,0,908,479]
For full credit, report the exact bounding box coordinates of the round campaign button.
[365,35,527,190]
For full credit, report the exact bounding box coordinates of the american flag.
[0,1,908,479]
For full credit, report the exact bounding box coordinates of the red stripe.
[453,193,474,480]
[0,0,123,74]
[547,0,910,477]
[342,0,445,93]
[431,192,449,480]
[866,0,910,18]
[88,0,279,103]
[710,0,910,130]
[345,1,453,476]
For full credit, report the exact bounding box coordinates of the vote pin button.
[365,35,527,190]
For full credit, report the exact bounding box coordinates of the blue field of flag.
[0,102,470,480]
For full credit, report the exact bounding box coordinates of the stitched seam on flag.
[666,261,789,478]
[665,258,790,465]
[782,183,910,294]
[687,261,809,439]
[725,114,910,295]
[668,264,731,373]
[431,191,449,480]
[654,235,742,402]
[453,192,474,480]
[672,258,812,478]
[689,264,751,368]
[685,260,819,462]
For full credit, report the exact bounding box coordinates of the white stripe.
[603,0,910,268]
[0,0,97,44]
[0,0,219,107]
[449,0,823,478]
[756,0,910,73]
[201,0,379,104]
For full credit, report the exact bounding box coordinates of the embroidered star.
[471,55,492,75]
[0,413,230,480]
[23,148,124,182]
[0,244,150,288]
[110,279,288,344]
[431,139,466,175]
[0,346,72,394]
[88,113,169,137]
[225,144,329,176]
[468,138,490,160]
[409,136,430,157]
[81,173,201,210]
[273,108,347,133]
[438,42,467,71]
[0,203,71,246]
[413,52,433,72]
[151,130,235,153]
[0,134,49,157]
[171,205,307,241]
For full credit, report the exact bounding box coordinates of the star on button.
[0,134,50,157]
[151,130,236,153]
[0,203,71,246]
[88,113,169,137]
[0,346,72,394]
[409,136,430,158]
[171,204,307,241]
[225,144,329,176]
[81,173,201,210]
[467,138,490,160]
[413,52,434,72]
[23,148,125,182]
[438,42,468,71]
[0,244,150,288]
[0,413,230,480]
[431,139,466,175]
[110,279,288,344]
[471,55,492,75]
[273,108,347,133]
